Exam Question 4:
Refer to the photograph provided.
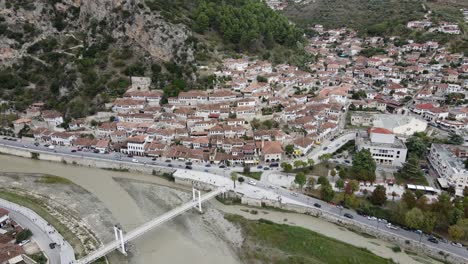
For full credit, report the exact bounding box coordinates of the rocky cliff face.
[0,0,194,66]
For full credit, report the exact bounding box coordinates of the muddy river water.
[0,155,440,264]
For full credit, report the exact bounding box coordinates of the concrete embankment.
[0,145,173,175]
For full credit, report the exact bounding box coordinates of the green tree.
[448,133,464,145]
[317,176,329,186]
[319,153,332,163]
[402,190,417,209]
[231,172,238,189]
[295,172,306,189]
[431,193,454,229]
[281,162,293,172]
[406,136,427,157]
[397,155,425,183]
[335,179,345,190]
[405,208,425,232]
[330,169,336,179]
[448,225,464,242]
[351,149,376,181]
[320,183,335,202]
[370,185,387,205]
[294,160,303,169]
[285,144,295,155]
[307,158,315,167]
[16,229,32,243]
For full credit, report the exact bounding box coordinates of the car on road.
[167,164,173,167]
[132,158,139,163]
[185,165,192,170]
[44,144,50,147]
[48,145,55,150]
[49,243,56,249]
[248,180,256,186]
[165,159,171,162]
[269,163,279,167]
[263,167,270,170]
[127,154,133,158]
[71,149,77,152]
[291,192,298,197]
[344,160,351,164]
[205,164,211,167]
[428,236,439,244]
[257,165,263,169]
[414,230,423,235]
[367,216,377,221]
[313,203,321,208]
[34,142,40,146]
[344,213,353,219]
[219,165,226,168]
[185,161,193,165]
[19,240,30,246]
[323,147,328,150]
[93,149,100,153]
[152,158,157,161]
[336,205,343,209]
[451,242,463,248]
[386,223,398,230]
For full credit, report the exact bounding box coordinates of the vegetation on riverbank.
[36,175,72,184]
[0,189,86,257]
[225,214,394,264]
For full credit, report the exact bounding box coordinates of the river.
[0,154,440,264]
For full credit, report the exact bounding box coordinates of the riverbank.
[0,154,451,264]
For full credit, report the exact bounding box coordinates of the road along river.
[0,154,442,264]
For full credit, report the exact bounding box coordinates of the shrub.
[16,229,33,243]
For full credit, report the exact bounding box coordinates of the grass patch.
[0,190,85,257]
[101,167,129,172]
[226,214,395,264]
[36,175,72,184]
[240,171,262,180]
[394,172,428,186]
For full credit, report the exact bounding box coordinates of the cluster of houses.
[4,21,468,193]
[0,208,33,264]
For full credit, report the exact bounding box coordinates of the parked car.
[205,164,211,167]
[219,165,226,168]
[19,240,30,246]
[71,149,77,152]
[165,159,171,162]
[257,165,263,169]
[323,147,328,150]
[34,142,40,146]
[248,180,256,186]
[185,165,192,170]
[127,154,133,158]
[93,149,100,153]
[185,161,193,165]
[386,223,398,230]
[167,164,173,167]
[132,158,139,163]
[367,216,377,221]
[269,163,279,167]
[451,242,463,248]
[344,213,354,219]
[263,167,270,170]
[48,145,55,150]
[428,236,439,244]
[49,243,56,249]
[313,203,322,208]
[152,158,157,161]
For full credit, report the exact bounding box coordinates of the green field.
[36,175,72,184]
[226,214,394,264]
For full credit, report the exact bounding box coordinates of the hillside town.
[1,23,468,199]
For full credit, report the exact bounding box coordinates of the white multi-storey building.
[429,144,468,196]
[356,127,407,167]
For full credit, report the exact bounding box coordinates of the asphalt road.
[1,137,468,259]
[7,210,60,264]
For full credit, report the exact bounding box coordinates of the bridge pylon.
[192,187,202,213]
[113,225,127,255]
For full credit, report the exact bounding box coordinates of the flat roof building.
[356,127,407,167]
[428,144,468,196]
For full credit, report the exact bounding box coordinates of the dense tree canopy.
[194,0,304,51]
[350,149,376,181]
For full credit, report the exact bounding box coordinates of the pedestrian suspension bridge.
[76,187,226,264]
